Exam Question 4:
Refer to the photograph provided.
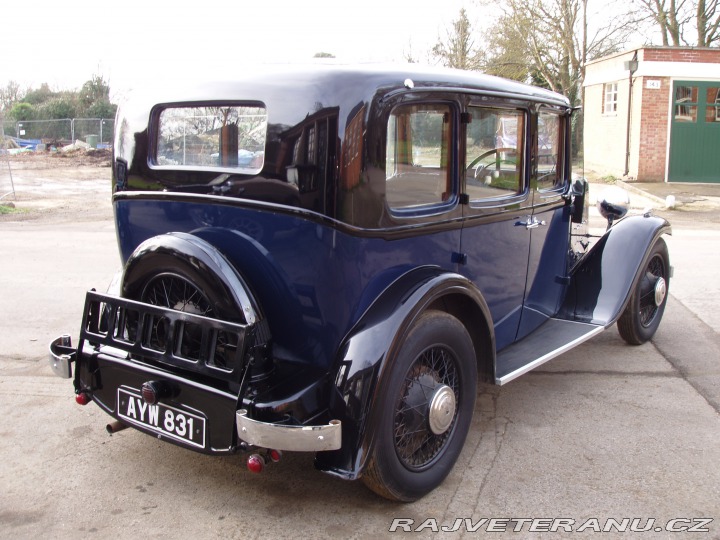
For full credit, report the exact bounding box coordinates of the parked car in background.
[50,64,671,501]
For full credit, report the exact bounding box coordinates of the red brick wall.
[635,48,720,181]
[642,48,720,63]
[637,77,671,182]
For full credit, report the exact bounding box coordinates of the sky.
[2,0,478,97]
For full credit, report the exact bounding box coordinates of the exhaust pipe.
[106,421,128,435]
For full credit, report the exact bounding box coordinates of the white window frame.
[603,83,618,115]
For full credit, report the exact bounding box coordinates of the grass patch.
[0,204,22,215]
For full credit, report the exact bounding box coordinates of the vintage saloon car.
[50,64,671,502]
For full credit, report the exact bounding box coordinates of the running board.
[495,319,604,385]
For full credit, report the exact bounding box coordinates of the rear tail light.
[75,392,91,405]
[247,454,265,473]
[246,449,281,472]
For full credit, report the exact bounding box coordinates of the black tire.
[362,310,477,502]
[617,238,670,345]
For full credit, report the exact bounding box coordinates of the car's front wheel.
[362,310,477,502]
[617,238,670,345]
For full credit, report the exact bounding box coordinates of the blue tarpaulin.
[7,136,42,150]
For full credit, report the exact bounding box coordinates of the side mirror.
[570,178,588,224]
[597,186,630,228]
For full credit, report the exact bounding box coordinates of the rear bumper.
[50,290,342,455]
[236,409,341,451]
[49,335,74,379]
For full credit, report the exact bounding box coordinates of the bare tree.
[696,0,720,45]
[637,0,689,45]
[0,81,24,114]
[483,0,636,105]
[431,8,485,70]
[636,0,719,45]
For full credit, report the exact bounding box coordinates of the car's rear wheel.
[362,310,477,502]
[617,238,670,345]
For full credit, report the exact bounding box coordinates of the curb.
[615,179,669,207]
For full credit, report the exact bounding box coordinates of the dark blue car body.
[51,64,671,501]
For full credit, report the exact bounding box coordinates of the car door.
[515,108,572,341]
[459,101,533,351]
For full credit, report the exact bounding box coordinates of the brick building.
[583,47,720,183]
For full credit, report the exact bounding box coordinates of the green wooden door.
[669,81,720,183]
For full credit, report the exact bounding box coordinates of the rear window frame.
[148,100,268,176]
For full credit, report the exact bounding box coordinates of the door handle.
[515,216,546,229]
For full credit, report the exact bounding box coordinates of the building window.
[675,85,698,123]
[604,83,618,114]
[710,87,720,123]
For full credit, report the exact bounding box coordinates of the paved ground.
[1,157,719,538]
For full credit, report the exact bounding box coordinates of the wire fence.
[0,114,16,200]
[1,118,115,147]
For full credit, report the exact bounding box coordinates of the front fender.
[561,214,671,326]
[316,266,493,479]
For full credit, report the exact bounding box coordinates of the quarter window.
[465,107,524,202]
[537,112,564,191]
[386,103,454,211]
[604,83,618,114]
[155,105,267,173]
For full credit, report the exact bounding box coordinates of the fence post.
[1,115,16,201]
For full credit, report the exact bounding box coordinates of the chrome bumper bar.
[236,409,341,452]
[49,335,75,379]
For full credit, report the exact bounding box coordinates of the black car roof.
[128,62,571,111]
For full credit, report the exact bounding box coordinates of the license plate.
[117,387,206,449]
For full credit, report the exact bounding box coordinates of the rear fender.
[561,214,671,326]
[316,266,494,479]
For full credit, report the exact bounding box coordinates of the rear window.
[154,105,267,174]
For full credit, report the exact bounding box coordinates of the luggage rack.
[79,291,255,382]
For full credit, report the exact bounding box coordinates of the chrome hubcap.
[428,385,456,435]
[654,277,667,307]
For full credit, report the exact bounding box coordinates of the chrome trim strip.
[496,325,604,385]
[236,409,341,452]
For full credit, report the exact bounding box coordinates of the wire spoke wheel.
[362,311,477,502]
[138,273,215,360]
[142,273,214,316]
[618,238,670,345]
[637,255,665,328]
[394,345,460,470]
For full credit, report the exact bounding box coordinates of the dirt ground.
[0,150,113,223]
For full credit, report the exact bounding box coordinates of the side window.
[465,107,524,202]
[155,105,267,173]
[386,103,454,211]
[537,112,564,191]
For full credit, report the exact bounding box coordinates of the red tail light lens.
[247,454,265,473]
[75,392,91,405]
